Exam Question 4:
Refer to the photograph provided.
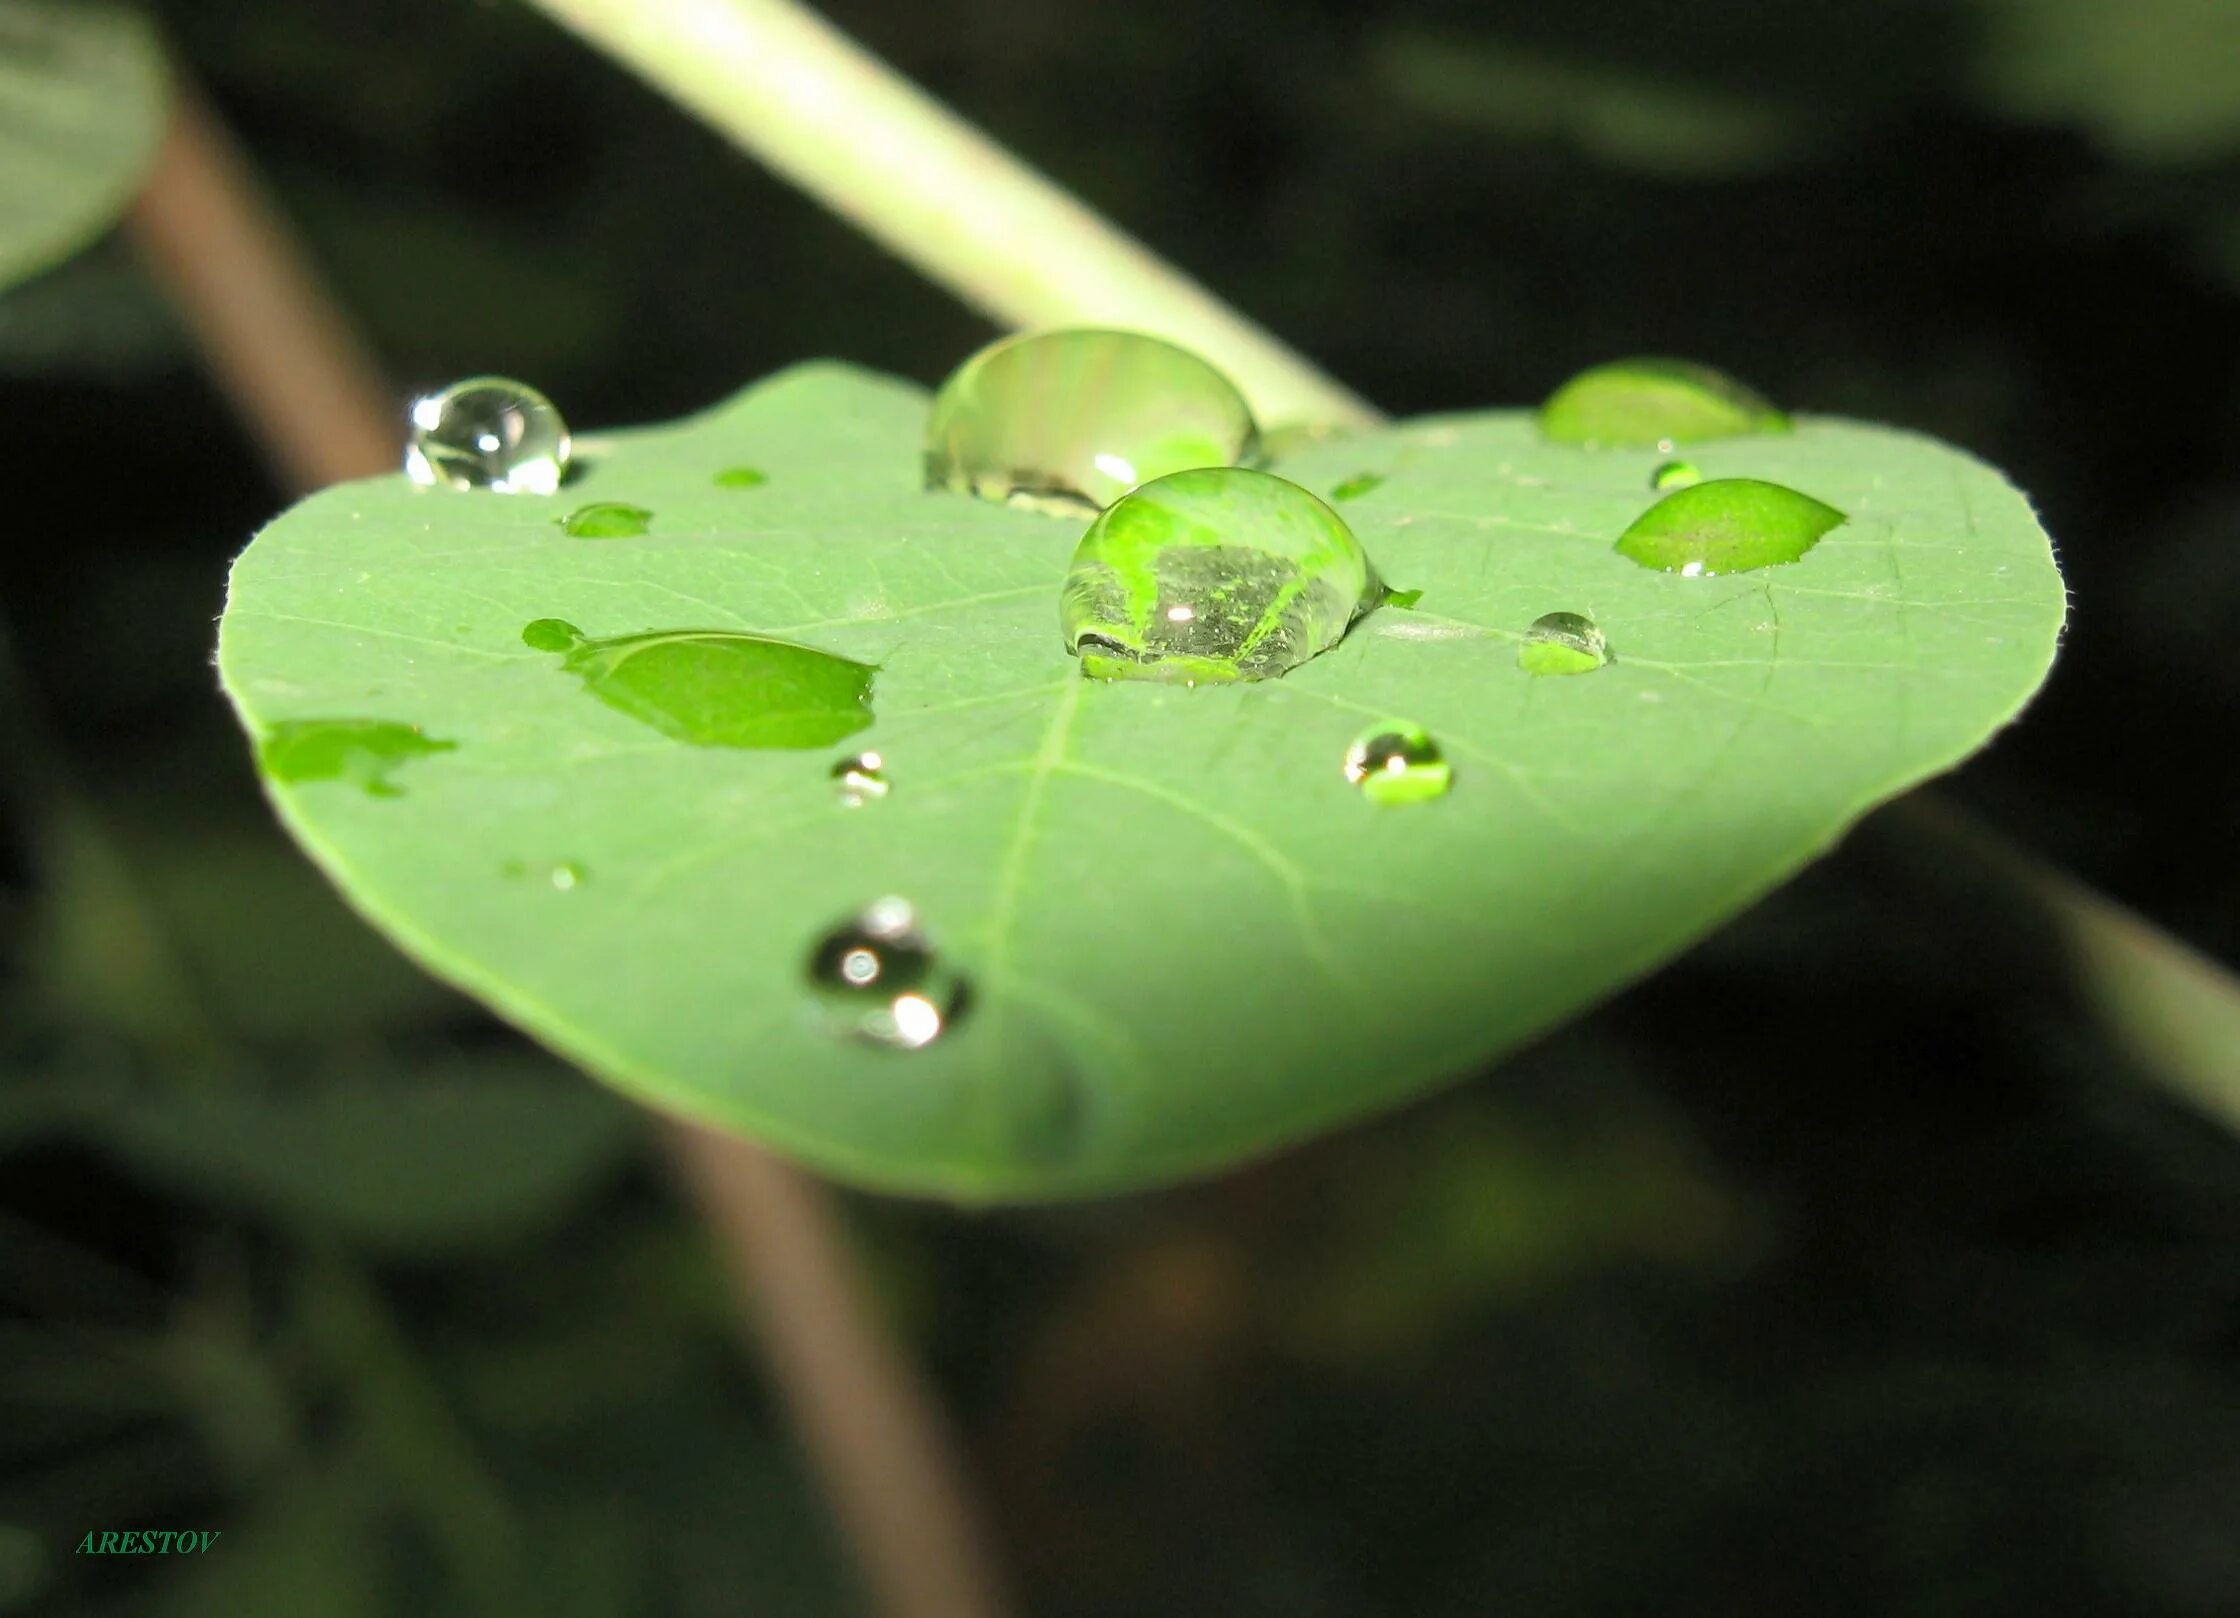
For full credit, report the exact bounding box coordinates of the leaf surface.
[217,364,2065,1198]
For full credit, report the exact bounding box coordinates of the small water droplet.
[1616,478,1846,576]
[1382,586,1424,610]
[1519,611,1610,675]
[1343,720,1452,805]
[1651,459,1702,491]
[925,328,1258,515]
[1540,358,1788,448]
[404,376,570,493]
[256,719,456,798]
[1330,472,1385,502]
[714,466,768,489]
[832,751,889,806]
[560,502,652,538]
[522,619,874,748]
[1061,468,1377,683]
[805,899,965,1050]
[503,858,587,890]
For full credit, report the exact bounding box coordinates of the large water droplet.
[925,328,1258,516]
[256,719,455,798]
[560,502,651,538]
[1343,720,1452,804]
[521,619,874,748]
[1061,467,1376,684]
[405,377,570,493]
[832,751,889,806]
[806,898,964,1050]
[1540,358,1788,448]
[1651,459,1702,491]
[1518,611,1611,675]
[1615,477,1845,576]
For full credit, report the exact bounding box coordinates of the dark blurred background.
[3,0,2237,1613]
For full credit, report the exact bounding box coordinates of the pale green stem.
[525,3,2240,1135]
[522,0,1376,432]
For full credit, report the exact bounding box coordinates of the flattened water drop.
[502,858,587,890]
[1651,460,1702,491]
[257,719,455,798]
[1344,720,1451,805]
[1330,472,1385,502]
[1616,477,1845,577]
[521,619,873,748]
[1382,586,1424,610]
[1518,611,1610,675]
[832,751,889,807]
[925,328,1258,516]
[560,502,651,538]
[1061,467,1377,684]
[405,376,570,493]
[1540,358,1788,448]
[806,898,964,1050]
[714,466,768,489]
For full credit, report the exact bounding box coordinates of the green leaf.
[216,364,2065,1200]
[0,1,168,292]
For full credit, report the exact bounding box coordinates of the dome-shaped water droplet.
[1518,611,1610,675]
[1540,358,1788,448]
[805,899,964,1050]
[1061,467,1376,684]
[1615,477,1845,576]
[1651,460,1701,491]
[1343,720,1451,804]
[832,751,889,806]
[925,328,1258,516]
[405,377,570,493]
[560,502,651,538]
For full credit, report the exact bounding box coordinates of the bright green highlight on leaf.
[255,719,456,799]
[1061,466,1376,684]
[216,364,2065,1199]
[925,327,1258,516]
[1331,472,1385,502]
[519,617,874,750]
[1540,357,1790,447]
[1651,459,1702,491]
[559,501,652,538]
[714,465,768,488]
[1518,611,1610,675]
[806,898,963,1050]
[406,376,571,494]
[1343,720,1452,805]
[0,1,168,292]
[1616,476,1846,577]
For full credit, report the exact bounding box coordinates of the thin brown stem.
[126,73,1010,1615]
[125,87,396,488]
[665,1121,1013,1618]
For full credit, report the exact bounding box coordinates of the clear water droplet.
[522,619,874,748]
[805,899,965,1050]
[1061,467,1377,684]
[714,466,768,489]
[832,751,889,806]
[925,328,1258,516]
[404,376,570,493]
[1330,472,1385,502]
[1616,478,1846,576]
[256,719,455,798]
[1540,357,1788,448]
[1519,611,1611,675]
[503,858,587,890]
[1382,586,1424,610]
[1651,459,1702,491]
[1343,720,1452,804]
[560,502,652,538]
